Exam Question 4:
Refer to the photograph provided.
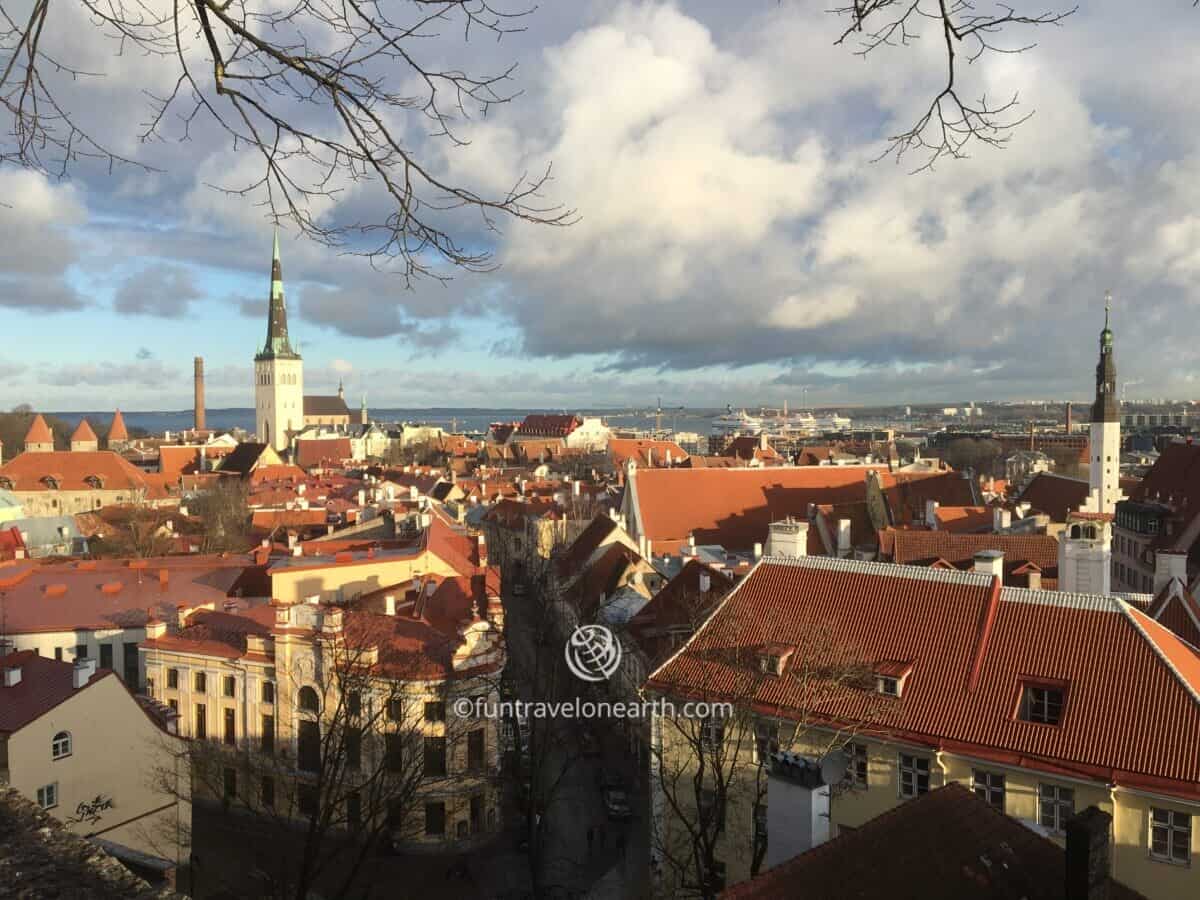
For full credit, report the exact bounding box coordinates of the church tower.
[254,229,304,452]
[1087,293,1122,516]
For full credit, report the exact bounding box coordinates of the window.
[74,644,87,661]
[223,676,236,698]
[195,671,207,693]
[224,708,236,746]
[754,720,779,765]
[261,715,275,754]
[1151,809,1191,866]
[195,704,207,739]
[847,743,868,789]
[973,770,1005,811]
[1020,684,1065,725]
[36,783,58,810]
[167,668,179,689]
[345,727,362,770]
[877,676,899,697]
[347,691,361,717]
[51,731,71,760]
[424,737,447,777]
[298,686,320,713]
[223,766,237,800]
[261,776,275,809]
[899,753,930,798]
[467,728,485,772]
[262,681,275,704]
[700,717,725,753]
[54,647,62,661]
[168,698,178,713]
[424,700,446,722]
[1039,784,1075,833]
[425,801,446,836]
[387,697,404,721]
[298,720,321,772]
[99,643,113,670]
[123,643,139,688]
[299,784,319,818]
[383,733,404,772]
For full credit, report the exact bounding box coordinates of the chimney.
[992,507,1012,532]
[1065,806,1111,900]
[384,594,396,616]
[194,357,206,432]
[973,550,1005,582]
[287,531,298,549]
[1154,550,1189,594]
[2,664,21,687]
[925,500,940,528]
[1027,569,1042,591]
[699,572,711,593]
[646,447,654,467]
[837,519,852,556]
[1065,401,1073,434]
[753,542,763,559]
[73,658,97,689]
[764,518,809,558]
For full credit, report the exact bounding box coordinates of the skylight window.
[1018,682,1066,726]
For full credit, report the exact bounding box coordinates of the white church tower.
[254,229,304,452]
[1085,292,1122,516]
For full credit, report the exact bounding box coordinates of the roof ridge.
[999,586,1124,612]
[1118,602,1200,708]
[759,554,993,587]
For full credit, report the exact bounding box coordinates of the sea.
[46,407,722,437]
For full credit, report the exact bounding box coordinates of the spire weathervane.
[1104,289,1112,329]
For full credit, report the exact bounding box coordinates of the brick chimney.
[1065,401,1073,434]
[194,357,206,432]
[1065,806,1111,900]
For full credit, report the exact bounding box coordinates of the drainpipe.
[1108,782,1119,884]
[934,748,949,789]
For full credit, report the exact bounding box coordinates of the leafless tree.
[0,0,572,280]
[86,493,178,559]
[828,0,1077,170]
[648,616,885,899]
[150,613,494,899]
[189,477,252,553]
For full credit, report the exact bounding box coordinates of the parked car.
[603,787,633,821]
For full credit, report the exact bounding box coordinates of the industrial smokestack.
[1065,401,1073,434]
[194,356,206,432]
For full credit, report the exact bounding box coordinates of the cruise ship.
[712,405,851,437]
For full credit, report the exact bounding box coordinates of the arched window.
[1084,526,1097,540]
[42,475,60,490]
[51,731,71,760]
[298,686,320,714]
[1069,525,1081,539]
[84,475,103,489]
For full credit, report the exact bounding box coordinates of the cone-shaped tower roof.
[257,226,300,361]
[70,418,98,443]
[24,414,53,446]
[108,409,129,441]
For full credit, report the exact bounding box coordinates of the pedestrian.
[586,826,594,856]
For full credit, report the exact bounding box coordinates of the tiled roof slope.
[722,783,1146,900]
[516,414,581,437]
[303,395,351,417]
[24,414,53,445]
[648,555,1200,800]
[0,650,111,734]
[0,450,152,493]
[1017,472,1090,522]
[294,437,353,468]
[70,418,98,442]
[882,530,1059,571]
[630,467,968,554]
[609,438,688,467]
[108,409,129,441]
[1146,580,1200,648]
[1128,441,1200,506]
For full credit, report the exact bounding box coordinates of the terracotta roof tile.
[649,556,1200,800]
[0,651,111,734]
[0,450,152,493]
[23,415,53,445]
[1016,473,1090,522]
[69,419,97,443]
[107,409,128,442]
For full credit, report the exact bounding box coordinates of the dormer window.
[41,476,59,490]
[873,660,914,698]
[759,643,795,676]
[84,475,103,489]
[1018,680,1066,725]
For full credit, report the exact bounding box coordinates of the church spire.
[257,227,300,360]
[1092,290,1117,423]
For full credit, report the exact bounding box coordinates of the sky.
[3,0,1200,411]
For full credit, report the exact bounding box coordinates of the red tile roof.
[1146,580,1200,648]
[881,530,1059,572]
[648,556,1200,801]
[0,651,111,734]
[0,556,261,634]
[722,783,1146,900]
[1016,473,1090,522]
[294,437,353,469]
[69,419,97,443]
[628,558,734,663]
[23,415,53,446]
[0,450,153,494]
[932,505,992,532]
[557,514,619,579]
[609,438,688,468]
[107,409,129,442]
[516,414,581,438]
[628,467,969,554]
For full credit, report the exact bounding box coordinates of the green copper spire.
[256,227,300,360]
[1093,291,1117,422]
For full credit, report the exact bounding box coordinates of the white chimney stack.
[764,519,809,559]
[2,665,22,687]
[973,550,1005,582]
[837,519,852,556]
[72,658,97,689]
[384,594,396,616]
[699,572,711,593]
[993,507,1012,532]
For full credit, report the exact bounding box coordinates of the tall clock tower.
[254,229,304,452]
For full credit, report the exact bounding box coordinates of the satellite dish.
[818,750,848,785]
